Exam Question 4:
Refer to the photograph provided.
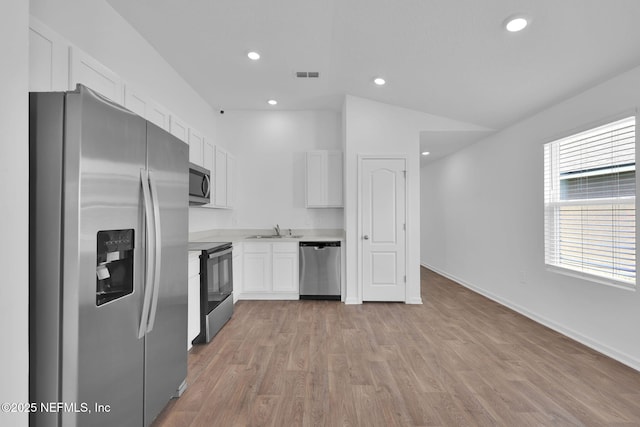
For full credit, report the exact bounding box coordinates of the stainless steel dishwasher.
[299,241,341,300]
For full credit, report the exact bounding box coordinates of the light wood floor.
[152,268,640,426]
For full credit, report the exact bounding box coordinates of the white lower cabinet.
[232,242,243,302]
[272,244,299,293]
[241,242,299,299]
[187,253,201,350]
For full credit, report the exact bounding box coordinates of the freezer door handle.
[146,170,162,333]
[138,169,155,338]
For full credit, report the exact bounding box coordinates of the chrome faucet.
[274,224,281,237]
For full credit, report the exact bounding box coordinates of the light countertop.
[189,228,344,246]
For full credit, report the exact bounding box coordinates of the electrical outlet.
[519,270,527,284]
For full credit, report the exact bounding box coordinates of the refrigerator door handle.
[146,170,163,333]
[138,169,155,339]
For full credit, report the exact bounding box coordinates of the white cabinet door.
[306,151,343,208]
[147,102,170,131]
[188,128,205,166]
[203,139,215,173]
[187,254,201,350]
[69,46,123,104]
[169,115,188,143]
[243,252,270,292]
[326,151,344,207]
[202,144,234,209]
[123,85,147,118]
[214,146,228,207]
[232,243,243,302]
[272,243,299,293]
[306,151,324,207]
[123,85,170,131]
[227,153,236,209]
[29,18,68,91]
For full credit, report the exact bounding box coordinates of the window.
[544,116,636,287]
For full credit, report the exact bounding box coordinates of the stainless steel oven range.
[188,241,233,344]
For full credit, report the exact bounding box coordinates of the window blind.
[544,116,636,286]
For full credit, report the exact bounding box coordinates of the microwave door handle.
[202,174,210,198]
[138,169,155,339]
[146,170,163,333]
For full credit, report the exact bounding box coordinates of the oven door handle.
[209,247,233,259]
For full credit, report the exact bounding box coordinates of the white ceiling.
[106,0,640,160]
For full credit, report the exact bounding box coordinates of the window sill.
[545,265,636,292]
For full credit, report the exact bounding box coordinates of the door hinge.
[403,170,407,178]
[403,223,406,231]
[404,275,407,283]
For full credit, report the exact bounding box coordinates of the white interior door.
[361,157,406,301]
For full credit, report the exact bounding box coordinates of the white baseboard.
[237,292,299,300]
[420,263,640,372]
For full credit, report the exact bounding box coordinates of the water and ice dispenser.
[96,229,134,306]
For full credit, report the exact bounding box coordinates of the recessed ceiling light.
[267,99,277,106]
[422,151,430,156]
[247,51,261,60]
[374,77,386,86]
[505,16,528,32]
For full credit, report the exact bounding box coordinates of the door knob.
[363,235,369,240]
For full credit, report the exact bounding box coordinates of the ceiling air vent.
[295,71,320,78]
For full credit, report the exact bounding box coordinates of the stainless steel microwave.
[189,162,210,205]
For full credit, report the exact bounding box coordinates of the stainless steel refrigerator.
[29,85,188,427]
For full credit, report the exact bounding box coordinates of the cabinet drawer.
[243,242,270,253]
[272,242,298,253]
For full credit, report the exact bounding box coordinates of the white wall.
[343,95,484,304]
[421,64,640,370]
[29,0,223,151]
[190,110,343,231]
[0,2,29,426]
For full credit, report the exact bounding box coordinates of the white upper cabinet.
[203,138,214,172]
[146,102,170,131]
[226,153,236,209]
[123,85,147,117]
[306,151,324,207]
[188,128,205,166]
[326,151,343,206]
[214,146,228,207]
[202,146,234,209]
[202,145,236,209]
[306,150,343,208]
[29,18,68,91]
[124,85,170,131]
[69,46,123,104]
[169,115,188,143]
